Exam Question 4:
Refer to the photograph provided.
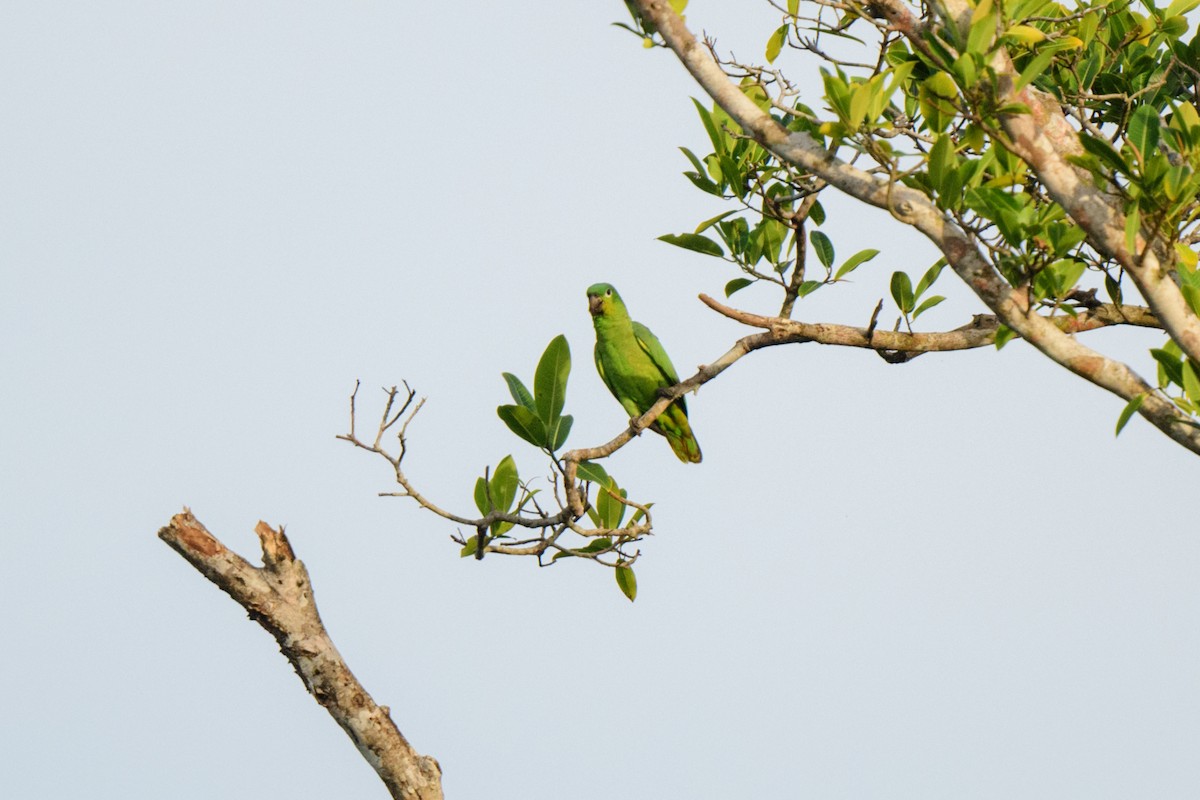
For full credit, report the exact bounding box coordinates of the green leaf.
[678,146,707,175]
[473,476,490,517]
[490,455,519,515]
[1127,105,1161,165]
[809,230,834,269]
[766,24,787,63]
[575,461,608,486]
[787,0,799,15]
[596,480,627,530]
[725,277,754,297]
[694,210,737,234]
[1114,393,1146,436]
[848,81,874,127]
[691,98,725,156]
[460,536,479,558]
[615,564,638,602]
[890,271,914,313]
[1166,0,1200,16]
[1183,360,1200,404]
[1079,134,1131,176]
[808,201,826,226]
[919,71,959,131]
[797,280,822,298]
[497,404,547,448]
[1014,49,1055,91]
[968,0,997,53]
[927,133,956,196]
[501,372,536,412]
[533,334,571,426]
[1151,347,1184,387]
[912,295,946,319]
[915,258,946,298]
[658,232,725,257]
[549,414,574,451]
[994,324,1018,350]
[1124,206,1141,255]
[835,248,879,280]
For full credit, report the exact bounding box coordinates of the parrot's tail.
[656,402,702,464]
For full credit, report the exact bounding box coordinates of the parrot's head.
[587,283,625,318]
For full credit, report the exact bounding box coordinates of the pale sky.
[3,3,1198,799]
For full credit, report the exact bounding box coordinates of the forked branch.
[158,510,443,800]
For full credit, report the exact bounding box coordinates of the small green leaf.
[912,295,946,319]
[890,271,914,313]
[1114,393,1146,436]
[615,563,638,602]
[808,201,826,226]
[460,536,479,558]
[1183,360,1200,404]
[927,133,956,195]
[549,414,574,451]
[597,480,627,530]
[1151,347,1184,387]
[1014,49,1055,91]
[725,277,753,297]
[1124,207,1141,255]
[1127,105,1161,165]
[473,477,489,517]
[533,334,571,426]
[834,248,879,280]
[766,24,787,63]
[501,372,536,412]
[915,259,946,298]
[1166,0,1200,16]
[694,210,738,234]
[809,230,834,269]
[576,460,610,485]
[490,455,519,514]
[787,0,799,16]
[994,324,1018,350]
[1105,273,1123,306]
[691,98,725,156]
[497,404,547,447]
[1079,134,1131,176]
[658,232,725,257]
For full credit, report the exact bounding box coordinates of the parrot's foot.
[655,386,674,399]
[627,417,645,434]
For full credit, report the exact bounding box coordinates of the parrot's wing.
[632,321,683,386]
[594,341,617,397]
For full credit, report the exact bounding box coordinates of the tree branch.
[158,510,443,800]
[701,294,1163,356]
[867,0,1200,367]
[629,0,1200,456]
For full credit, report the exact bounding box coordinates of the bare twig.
[158,510,443,800]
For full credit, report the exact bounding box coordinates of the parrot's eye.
[605,289,612,296]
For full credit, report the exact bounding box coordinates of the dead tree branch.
[158,509,443,800]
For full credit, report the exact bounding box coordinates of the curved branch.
[629,0,1200,456]
[701,295,1163,355]
[158,510,443,800]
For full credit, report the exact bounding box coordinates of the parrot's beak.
[588,295,603,316]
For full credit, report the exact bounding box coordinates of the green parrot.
[587,283,702,463]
